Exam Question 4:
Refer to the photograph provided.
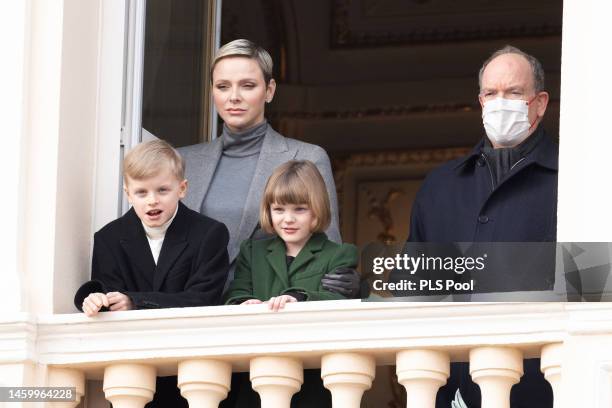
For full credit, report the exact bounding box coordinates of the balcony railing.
[6,301,612,407]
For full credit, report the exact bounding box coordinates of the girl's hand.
[266,295,297,312]
[241,298,263,305]
[106,292,133,311]
[82,292,109,317]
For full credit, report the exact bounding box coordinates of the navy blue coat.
[409,130,558,243]
[407,129,557,408]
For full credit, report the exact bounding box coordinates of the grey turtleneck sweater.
[201,121,267,249]
[482,126,544,187]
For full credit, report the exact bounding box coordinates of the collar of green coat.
[266,233,328,281]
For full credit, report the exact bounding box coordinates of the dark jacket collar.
[120,201,189,240]
[119,201,190,290]
[453,127,558,172]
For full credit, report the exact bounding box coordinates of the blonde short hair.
[260,160,331,234]
[211,39,274,84]
[123,139,185,185]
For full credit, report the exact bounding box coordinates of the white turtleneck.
[141,205,179,264]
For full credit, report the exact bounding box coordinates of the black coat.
[75,201,230,310]
[406,130,558,295]
[406,130,557,408]
[409,130,558,243]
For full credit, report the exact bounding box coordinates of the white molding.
[33,302,571,368]
[2,303,611,381]
[0,314,37,364]
[564,303,612,335]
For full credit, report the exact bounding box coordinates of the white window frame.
[93,0,223,222]
[120,0,148,215]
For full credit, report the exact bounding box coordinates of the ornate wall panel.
[333,147,469,246]
[332,0,563,47]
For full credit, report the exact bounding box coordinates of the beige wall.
[52,0,100,313]
[0,1,28,313]
[21,0,103,314]
[21,0,66,315]
[557,0,612,241]
[2,0,124,315]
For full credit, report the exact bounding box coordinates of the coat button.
[478,215,489,224]
[476,156,486,167]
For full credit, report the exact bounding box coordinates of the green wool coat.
[225,232,358,304]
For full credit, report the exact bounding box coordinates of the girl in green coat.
[223,160,358,408]
[225,160,358,309]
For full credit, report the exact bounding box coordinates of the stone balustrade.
[47,346,560,408]
[4,302,612,407]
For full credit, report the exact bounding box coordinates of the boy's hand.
[82,293,109,317]
[241,299,263,305]
[266,295,297,312]
[106,292,133,311]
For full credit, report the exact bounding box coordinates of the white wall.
[20,0,106,314]
[557,0,612,241]
[52,0,101,313]
[0,0,29,313]
[0,0,125,314]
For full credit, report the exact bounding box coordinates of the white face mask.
[482,98,534,147]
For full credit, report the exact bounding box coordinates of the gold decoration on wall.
[333,147,470,232]
[364,187,405,244]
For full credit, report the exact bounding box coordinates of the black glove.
[321,267,361,298]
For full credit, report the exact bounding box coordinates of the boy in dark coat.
[74,139,230,407]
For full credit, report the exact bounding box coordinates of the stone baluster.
[250,356,303,408]
[103,363,156,408]
[47,367,85,408]
[321,352,376,407]
[541,343,563,407]
[470,347,523,408]
[396,349,450,408]
[178,359,232,408]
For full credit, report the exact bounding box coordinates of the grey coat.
[177,126,341,264]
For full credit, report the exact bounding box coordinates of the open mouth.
[147,209,162,217]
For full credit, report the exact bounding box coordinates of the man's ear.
[478,94,485,109]
[535,91,549,117]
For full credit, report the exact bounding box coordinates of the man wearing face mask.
[409,45,557,244]
[406,46,556,408]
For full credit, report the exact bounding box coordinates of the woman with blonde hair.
[178,39,360,297]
